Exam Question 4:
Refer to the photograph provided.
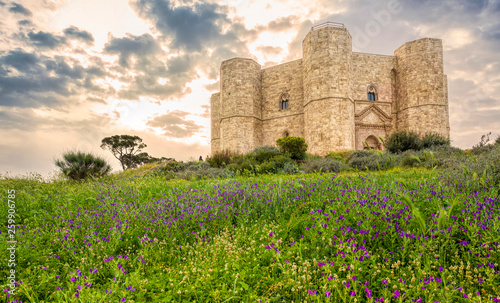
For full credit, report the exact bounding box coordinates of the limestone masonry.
[210,22,450,155]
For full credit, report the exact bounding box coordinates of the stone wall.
[210,93,221,153]
[260,59,304,146]
[219,58,262,153]
[394,38,449,138]
[302,26,355,153]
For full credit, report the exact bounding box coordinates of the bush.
[325,151,351,163]
[276,136,308,160]
[440,144,500,190]
[281,162,299,174]
[384,130,422,153]
[495,135,500,145]
[252,146,280,163]
[421,133,450,149]
[207,149,234,168]
[54,151,111,181]
[302,158,345,173]
[164,161,234,180]
[400,151,422,167]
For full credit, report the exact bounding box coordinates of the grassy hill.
[1,166,499,302]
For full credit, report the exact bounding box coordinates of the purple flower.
[269,231,274,237]
[350,290,356,296]
[325,291,331,297]
[308,289,317,295]
[439,266,443,272]
[345,281,351,288]
[393,290,400,298]
[57,287,62,290]
[70,277,77,282]
[457,286,463,291]
[327,276,333,281]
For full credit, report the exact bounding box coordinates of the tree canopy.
[101,135,148,170]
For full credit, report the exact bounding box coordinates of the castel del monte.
[210,21,450,155]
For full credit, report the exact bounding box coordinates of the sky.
[1,0,499,177]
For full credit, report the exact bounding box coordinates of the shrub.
[54,151,111,181]
[384,130,422,153]
[302,158,345,173]
[305,153,323,160]
[400,151,422,167]
[440,144,500,190]
[325,151,351,163]
[207,149,234,168]
[281,162,299,174]
[421,133,450,149]
[252,146,280,163]
[495,135,500,145]
[276,136,308,160]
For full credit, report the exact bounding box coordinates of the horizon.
[1,0,499,177]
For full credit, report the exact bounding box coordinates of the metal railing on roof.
[310,22,345,32]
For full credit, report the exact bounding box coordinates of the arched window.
[283,130,290,137]
[367,85,377,101]
[280,92,290,110]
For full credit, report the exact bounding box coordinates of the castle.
[210,22,450,155]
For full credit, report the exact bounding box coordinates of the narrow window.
[368,92,376,101]
[283,130,290,137]
[367,85,377,101]
[280,92,290,110]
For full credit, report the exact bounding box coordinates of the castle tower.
[210,92,221,154]
[219,58,262,154]
[394,38,450,138]
[302,23,355,154]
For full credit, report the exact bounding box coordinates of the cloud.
[147,110,202,138]
[17,19,33,26]
[9,2,32,16]
[63,26,95,44]
[27,31,66,48]
[256,45,283,56]
[131,0,234,51]
[200,104,210,118]
[0,49,113,108]
[104,33,160,67]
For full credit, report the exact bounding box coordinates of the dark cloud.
[18,19,33,26]
[63,26,95,44]
[0,49,113,108]
[147,110,202,138]
[131,0,232,51]
[1,49,39,72]
[0,1,6,7]
[28,31,65,48]
[104,33,160,67]
[9,2,32,16]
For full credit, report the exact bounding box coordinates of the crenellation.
[210,22,450,155]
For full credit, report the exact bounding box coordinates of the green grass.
[1,167,499,302]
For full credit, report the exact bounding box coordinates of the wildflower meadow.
[1,168,499,302]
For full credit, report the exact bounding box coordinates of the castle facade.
[210,22,450,155]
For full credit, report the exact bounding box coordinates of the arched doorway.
[364,135,381,150]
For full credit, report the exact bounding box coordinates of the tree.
[276,136,308,160]
[101,135,148,170]
[55,151,111,181]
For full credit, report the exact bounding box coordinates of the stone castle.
[210,22,450,155]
